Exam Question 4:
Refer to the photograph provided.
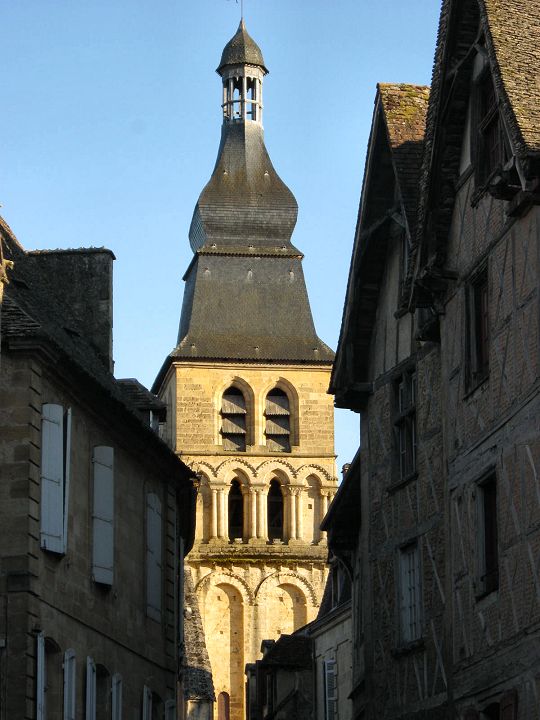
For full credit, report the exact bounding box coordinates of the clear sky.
[1,1,441,468]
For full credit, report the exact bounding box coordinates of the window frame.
[476,472,499,598]
[220,386,248,452]
[398,541,423,645]
[323,658,338,720]
[473,66,508,188]
[393,369,417,484]
[264,388,291,453]
[466,264,490,390]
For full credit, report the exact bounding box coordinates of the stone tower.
[154,21,338,720]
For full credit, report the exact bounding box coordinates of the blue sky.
[1,1,441,466]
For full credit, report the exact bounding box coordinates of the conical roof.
[217,19,268,74]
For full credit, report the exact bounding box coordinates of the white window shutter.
[63,649,76,720]
[36,632,46,720]
[146,493,162,621]
[112,674,123,720]
[86,656,96,720]
[142,685,153,720]
[92,446,115,585]
[165,698,176,720]
[40,404,65,553]
[62,408,72,553]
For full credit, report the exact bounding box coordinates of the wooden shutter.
[112,674,123,720]
[40,404,65,553]
[63,649,76,720]
[142,685,153,720]
[165,699,176,720]
[36,632,45,720]
[86,656,96,720]
[500,690,518,720]
[62,408,72,552]
[92,446,114,585]
[146,493,163,621]
[324,659,337,720]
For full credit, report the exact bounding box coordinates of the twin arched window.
[220,385,292,452]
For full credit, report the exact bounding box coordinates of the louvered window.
[40,404,72,554]
[323,659,337,720]
[92,446,114,585]
[265,389,290,452]
[221,387,247,451]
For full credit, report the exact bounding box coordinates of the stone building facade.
[330,1,540,718]
[0,218,196,719]
[154,21,338,720]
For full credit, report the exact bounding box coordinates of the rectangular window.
[399,542,422,643]
[467,268,489,385]
[323,659,337,720]
[85,657,96,720]
[92,446,114,585]
[394,371,417,481]
[112,674,123,720]
[476,71,507,185]
[146,493,163,622]
[478,475,499,596]
[63,650,77,720]
[40,404,72,554]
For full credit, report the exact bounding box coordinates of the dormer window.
[475,71,508,186]
[265,389,291,452]
[221,387,247,451]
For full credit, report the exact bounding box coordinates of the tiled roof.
[482,0,540,155]
[117,378,166,412]
[260,633,312,669]
[217,19,268,74]
[379,84,430,233]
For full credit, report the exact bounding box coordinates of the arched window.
[218,691,230,720]
[228,480,243,540]
[221,387,247,451]
[268,480,284,540]
[265,389,290,452]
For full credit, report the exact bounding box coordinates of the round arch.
[259,377,300,447]
[215,377,256,446]
[254,570,318,607]
[195,570,255,606]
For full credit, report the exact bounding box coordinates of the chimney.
[27,248,115,372]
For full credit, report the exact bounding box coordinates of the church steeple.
[218,19,268,125]
[167,23,334,365]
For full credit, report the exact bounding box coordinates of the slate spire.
[172,23,334,364]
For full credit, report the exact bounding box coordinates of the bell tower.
[154,20,338,720]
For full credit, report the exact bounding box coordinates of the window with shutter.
[323,659,337,720]
[142,686,153,720]
[165,699,176,720]
[63,650,76,720]
[63,408,72,552]
[221,387,247,451]
[36,633,46,720]
[92,446,115,586]
[112,674,122,720]
[86,657,96,720]
[40,404,65,553]
[146,493,163,622]
[265,389,291,452]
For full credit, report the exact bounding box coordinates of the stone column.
[319,491,329,543]
[250,488,257,540]
[295,489,303,542]
[211,488,218,540]
[217,488,227,540]
[242,489,250,541]
[289,489,297,541]
[257,489,267,541]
